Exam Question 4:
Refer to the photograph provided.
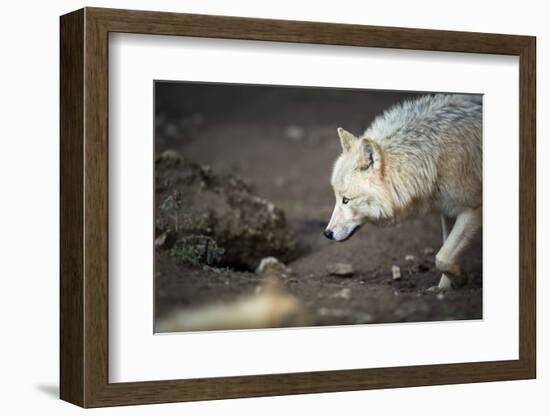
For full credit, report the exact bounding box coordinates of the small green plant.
[169,235,224,267]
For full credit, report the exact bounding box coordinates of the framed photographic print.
[60,7,536,408]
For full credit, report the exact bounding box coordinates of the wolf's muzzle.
[323,229,334,240]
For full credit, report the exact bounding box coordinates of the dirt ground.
[154,82,482,329]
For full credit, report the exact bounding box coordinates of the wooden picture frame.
[60,7,536,408]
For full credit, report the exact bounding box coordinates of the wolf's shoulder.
[364,94,481,144]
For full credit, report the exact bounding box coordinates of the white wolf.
[324,94,482,290]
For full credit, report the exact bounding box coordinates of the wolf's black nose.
[323,229,334,240]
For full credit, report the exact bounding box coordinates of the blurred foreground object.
[156,262,309,332]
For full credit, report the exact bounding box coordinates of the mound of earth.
[155,150,298,270]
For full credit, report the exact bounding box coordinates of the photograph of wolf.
[154,81,482,333]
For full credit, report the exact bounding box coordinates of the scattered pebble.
[424,247,435,256]
[392,265,402,281]
[285,125,306,141]
[163,123,180,139]
[405,254,415,263]
[332,287,351,300]
[206,267,222,274]
[394,302,431,318]
[355,312,374,324]
[156,149,183,164]
[317,307,348,318]
[418,263,431,272]
[327,263,354,277]
[256,257,291,275]
[154,233,167,248]
[436,292,445,301]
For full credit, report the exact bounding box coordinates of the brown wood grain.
[59,8,84,406]
[518,37,537,375]
[60,7,537,408]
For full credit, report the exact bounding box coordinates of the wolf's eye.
[342,197,350,205]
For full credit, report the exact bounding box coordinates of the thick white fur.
[327,94,482,289]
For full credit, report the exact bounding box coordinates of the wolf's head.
[324,127,392,242]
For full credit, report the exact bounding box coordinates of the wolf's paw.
[439,273,467,290]
[427,273,467,292]
[437,274,453,291]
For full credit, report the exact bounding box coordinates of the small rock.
[163,123,180,139]
[327,263,354,277]
[317,307,347,318]
[154,233,167,248]
[424,247,435,256]
[418,262,431,272]
[409,265,419,273]
[436,292,445,301]
[405,254,415,263]
[256,257,291,275]
[332,287,351,300]
[285,125,305,141]
[156,149,183,164]
[392,265,402,281]
[355,312,374,324]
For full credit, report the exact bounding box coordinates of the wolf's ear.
[337,127,357,153]
[360,139,379,171]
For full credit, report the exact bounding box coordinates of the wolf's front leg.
[435,207,482,290]
[438,215,454,289]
